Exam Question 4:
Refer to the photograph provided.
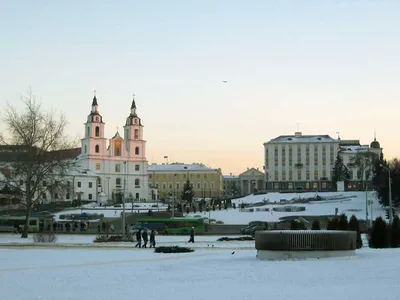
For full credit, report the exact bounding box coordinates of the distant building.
[222,174,241,197]
[263,131,382,192]
[148,163,223,200]
[239,168,264,196]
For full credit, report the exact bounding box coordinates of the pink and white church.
[73,94,150,203]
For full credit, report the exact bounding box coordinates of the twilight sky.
[0,0,399,175]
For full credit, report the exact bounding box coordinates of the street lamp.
[380,164,393,224]
[122,162,127,235]
[106,176,111,201]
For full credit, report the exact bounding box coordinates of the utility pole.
[122,162,127,235]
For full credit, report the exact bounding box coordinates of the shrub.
[217,236,254,241]
[290,220,306,230]
[348,215,363,249]
[154,246,194,253]
[311,219,321,230]
[93,234,134,243]
[390,215,400,248]
[327,218,340,230]
[93,235,108,243]
[33,232,57,243]
[369,217,390,248]
[338,214,349,230]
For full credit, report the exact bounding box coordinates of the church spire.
[131,93,137,115]
[91,90,98,112]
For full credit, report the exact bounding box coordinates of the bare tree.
[351,151,378,188]
[0,89,75,238]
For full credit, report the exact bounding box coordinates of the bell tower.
[123,94,147,159]
[81,91,107,157]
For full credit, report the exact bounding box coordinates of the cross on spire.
[93,89,97,96]
[131,93,137,110]
[92,89,98,106]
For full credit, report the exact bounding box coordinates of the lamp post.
[106,176,111,201]
[122,162,127,235]
[380,164,393,224]
[172,174,177,219]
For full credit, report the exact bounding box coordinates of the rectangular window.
[162,183,166,189]
[96,163,100,170]
[211,182,215,189]
[297,171,301,181]
[116,178,121,185]
[322,182,327,189]
[288,182,293,190]
[169,183,173,189]
[177,183,180,190]
[42,193,46,199]
[66,193,70,200]
[89,182,92,188]
[67,181,71,187]
[197,183,201,189]
[135,165,140,171]
[54,193,58,199]
[314,171,318,180]
[155,183,159,188]
[115,164,121,172]
[77,181,81,188]
[306,171,310,180]
[88,194,92,200]
[274,171,278,181]
[313,182,318,189]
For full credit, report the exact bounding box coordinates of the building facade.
[74,95,149,202]
[148,163,223,200]
[264,132,339,191]
[239,168,265,196]
[264,131,382,192]
[222,174,241,198]
[339,138,382,190]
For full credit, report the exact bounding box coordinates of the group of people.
[135,229,156,248]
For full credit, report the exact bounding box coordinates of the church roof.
[148,163,219,172]
[92,96,98,106]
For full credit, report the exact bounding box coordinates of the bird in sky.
[222,80,227,83]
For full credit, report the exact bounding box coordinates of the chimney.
[295,132,302,137]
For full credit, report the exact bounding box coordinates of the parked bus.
[0,216,42,233]
[136,218,205,234]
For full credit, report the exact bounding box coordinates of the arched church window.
[134,129,139,140]
[135,178,140,186]
[87,126,90,137]
[115,140,121,156]
[84,145,87,153]
[95,126,100,137]
[134,119,138,124]
[135,147,140,155]
[95,145,100,153]
[135,193,139,199]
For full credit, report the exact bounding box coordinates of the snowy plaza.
[1,233,400,300]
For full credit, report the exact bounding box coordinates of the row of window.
[149,173,211,179]
[155,182,215,190]
[95,163,141,172]
[41,192,93,200]
[89,126,141,140]
[272,182,330,190]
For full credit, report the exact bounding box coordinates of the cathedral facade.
[75,94,149,203]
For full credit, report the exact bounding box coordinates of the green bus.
[0,216,42,233]
[136,218,205,234]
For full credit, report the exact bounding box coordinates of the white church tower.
[80,93,108,163]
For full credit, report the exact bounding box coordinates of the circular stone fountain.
[255,230,357,260]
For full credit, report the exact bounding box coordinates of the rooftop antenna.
[296,122,300,132]
[374,128,376,141]
[336,132,340,139]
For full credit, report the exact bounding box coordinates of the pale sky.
[1,1,399,175]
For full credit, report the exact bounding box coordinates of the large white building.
[264,132,382,192]
[74,94,149,203]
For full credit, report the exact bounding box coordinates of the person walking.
[142,229,149,248]
[188,227,195,243]
[135,229,142,248]
[149,230,156,248]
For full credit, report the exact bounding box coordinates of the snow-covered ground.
[0,246,399,300]
[0,234,254,249]
[187,191,388,224]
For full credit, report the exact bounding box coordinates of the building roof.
[148,163,219,172]
[223,175,239,179]
[370,138,381,149]
[265,132,337,144]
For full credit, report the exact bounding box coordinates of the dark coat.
[136,230,142,241]
[190,228,194,237]
[150,231,155,241]
[142,231,148,242]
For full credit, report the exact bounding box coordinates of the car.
[128,225,151,234]
[240,224,267,235]
[249,225,266,237]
